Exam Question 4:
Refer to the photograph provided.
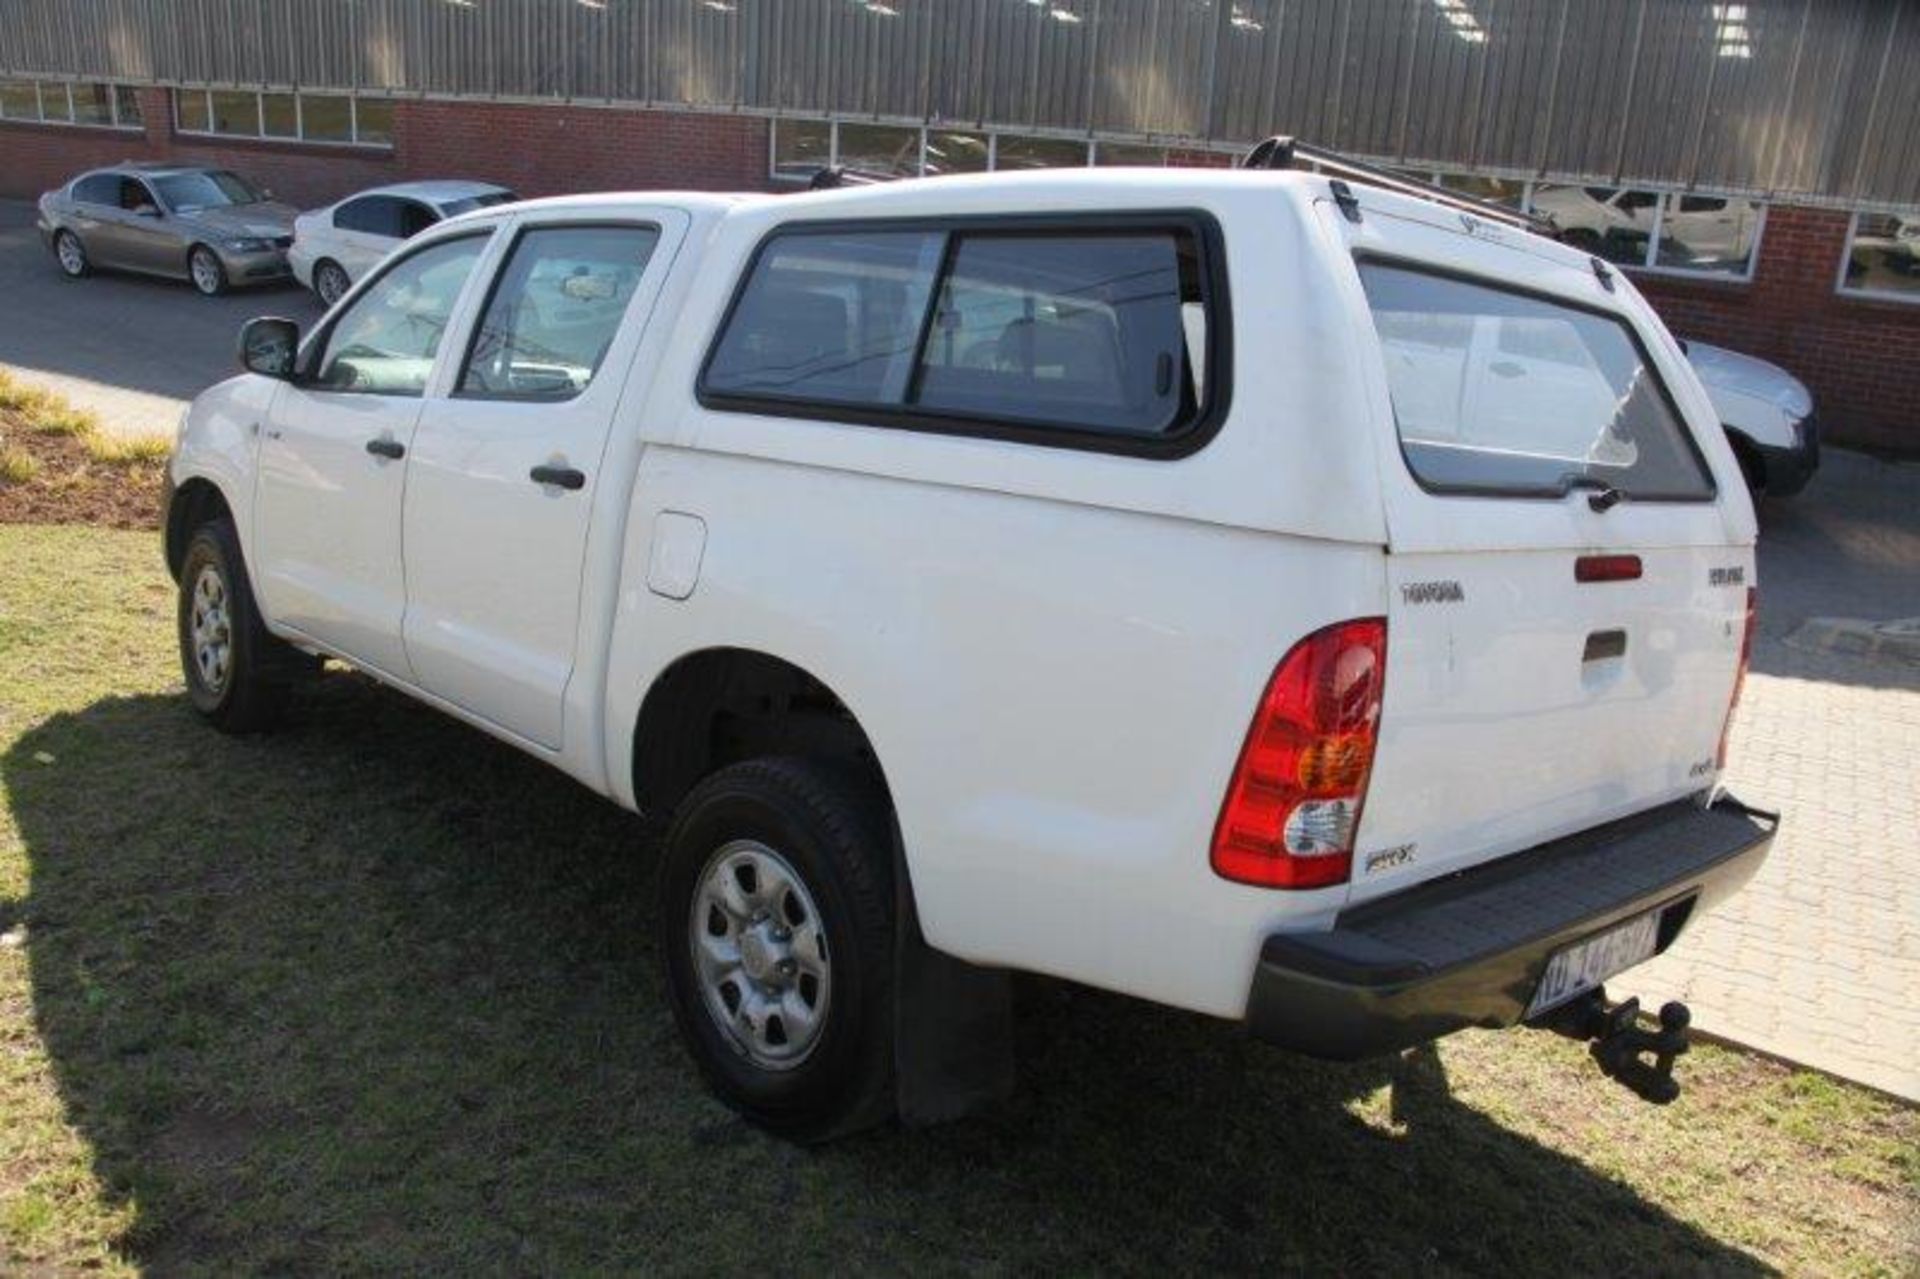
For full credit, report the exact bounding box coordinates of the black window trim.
[295,227,497,397]
[1354,250,1719,505]
[451,217,664,405]
[695,209,1234,461]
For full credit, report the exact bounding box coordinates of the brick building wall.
[3,90,1916,450]
[0,89,766,208]
[1635,207,1919,453]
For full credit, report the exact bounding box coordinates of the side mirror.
[238,316,301,380]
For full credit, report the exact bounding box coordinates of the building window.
[173,88,396,148]
[836,122,920,178]
[1526,183,1762,279]
[1839,213,1920,303]
[925,130,989,175]
[769,119,1105,182]
[994,134,1089,170]
[0,78,142,129]
[300,94,353,142]
[1094,141,1169,167]
[771,119,832,180]
[1434,172,1527,210]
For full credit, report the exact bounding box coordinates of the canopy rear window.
[1358,261,1714,501]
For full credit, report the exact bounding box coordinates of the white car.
[1685,340,1818,496]
[166,163,1775,1139]
[288,180,517,306]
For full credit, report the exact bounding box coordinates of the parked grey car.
[35,163,298,296]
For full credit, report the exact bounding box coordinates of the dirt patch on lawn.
[0,409,165,531]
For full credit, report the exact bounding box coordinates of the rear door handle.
[365,437,405,460]
[530,464,586,491]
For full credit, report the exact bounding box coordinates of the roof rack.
[1240,135,1554,236]
[807,166,907,190]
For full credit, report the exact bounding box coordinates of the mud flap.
[893,839,1016,1126]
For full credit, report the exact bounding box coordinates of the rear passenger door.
[400,210,684,749]
[332,195,405,281]
[65,174,125,267]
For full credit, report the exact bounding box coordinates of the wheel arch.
[165,475,234,582]
[631,646,890,820]
[1724,428,1767,492]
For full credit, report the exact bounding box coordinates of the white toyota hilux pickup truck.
[165,154,1776,1140]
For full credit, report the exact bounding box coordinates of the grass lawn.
[1,522,1915,1275]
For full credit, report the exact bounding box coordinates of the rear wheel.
[660,757,896,1142]
[314,260,350,307]
[188,245,228,297]
[54,230,91,279]
[177,518,308,732]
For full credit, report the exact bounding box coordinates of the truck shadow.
[4,677,1769,1274]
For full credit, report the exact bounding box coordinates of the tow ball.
[1534,987,1692,1104]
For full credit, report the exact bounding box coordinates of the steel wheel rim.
[188,564,233,694]
[191,251,220,294]
[318,266,346,306]
[56,235,83,274]
[688,839,831,1071]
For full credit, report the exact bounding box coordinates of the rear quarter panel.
[600,184,1397,1017]
[606,447,1388,1016]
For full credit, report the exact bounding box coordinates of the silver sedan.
[36,163,299,296]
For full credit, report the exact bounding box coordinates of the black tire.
[314,260,351,308]
[53,230,91,279]
[188,244,228,297]
[1729,435,1767,496]
[659,757,896,1142]
[177,517,306,732]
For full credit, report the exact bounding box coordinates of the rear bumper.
[1246,796,1777,1059]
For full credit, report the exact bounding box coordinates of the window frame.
[1834,210,1920,306]
[452,219,664,405]
[1355,252,1718,505]
[696,209,1234,461]
[296,228,497,397]
[172,87,396,149]
[0,78,142,130]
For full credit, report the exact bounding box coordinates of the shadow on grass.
[6,674,1769,1274]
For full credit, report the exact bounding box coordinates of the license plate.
[1525,911,1662,1018]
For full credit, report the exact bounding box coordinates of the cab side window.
[456,224,660,402]
[314,235,488,397]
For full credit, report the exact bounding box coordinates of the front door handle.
[365,437,405,460]
[529,464,586,491]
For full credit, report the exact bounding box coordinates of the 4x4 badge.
[1710,566,1746,587]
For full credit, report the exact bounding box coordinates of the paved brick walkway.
[1620,447,1920,1101]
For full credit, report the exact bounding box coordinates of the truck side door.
[251,230,496,677]
[399,210,685,749]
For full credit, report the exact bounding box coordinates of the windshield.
[1358,261,1715,501]
[153,170,267,213]
[439,190,518,217]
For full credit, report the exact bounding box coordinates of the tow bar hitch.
[1535,987,1692,1104]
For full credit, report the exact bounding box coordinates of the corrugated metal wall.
[0,0,1912,206]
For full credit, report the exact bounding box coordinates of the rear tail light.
[1211,618,1387,889]
[1716,587,1757,771]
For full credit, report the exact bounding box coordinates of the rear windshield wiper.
[1564,475,1626,513]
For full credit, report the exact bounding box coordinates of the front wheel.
[660,757,897,1142]
[188,245,228,296]
[178,518,305,732]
